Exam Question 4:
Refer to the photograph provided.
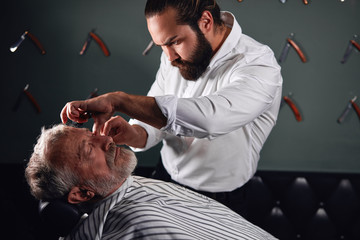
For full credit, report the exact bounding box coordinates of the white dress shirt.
[130,11,283,192]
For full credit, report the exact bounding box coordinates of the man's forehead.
[69,127,90,135]
[147,8,180,41]
[47,128,83,167]
[60,127,90,165]
[66,127,90,148]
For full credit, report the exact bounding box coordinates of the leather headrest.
[39,200,84,237]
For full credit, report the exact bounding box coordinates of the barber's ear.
[67,186,95,204]
[198,10,213,33]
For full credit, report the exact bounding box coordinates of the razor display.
[279,34,307,63]
[80,30,110,56]
[280,0,309,4]
[10,31,46,55]
[86,88,99,99]
[281,94,302,122]
[337,96,360,123]
[80,33,92,55]
[13,84,41,113]
[142,40,154,56]
[340,36,360,64]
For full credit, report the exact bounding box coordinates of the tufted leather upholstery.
[246,171,360,240]
[132,167,360,240]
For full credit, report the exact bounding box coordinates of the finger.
[92,122,101,136]
[69,104,80,118]
[101,116,118,136]
[65,103,78,123]
[60,105,69,124]
[111,135,125,146]
[66,102,90,123]
[92,118,106,136]
[61,101,90,124]
[101,120,111,136]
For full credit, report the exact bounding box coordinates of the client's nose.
[94,135,114,151]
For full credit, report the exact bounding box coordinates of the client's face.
[64,128,135,195]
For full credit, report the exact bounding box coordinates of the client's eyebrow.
[77,139,87,161]
[76,129,92,161]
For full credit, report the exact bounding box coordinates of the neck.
[103,177,127,198]
[212,25,231,56]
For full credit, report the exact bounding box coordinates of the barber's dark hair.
[145,0,223,31]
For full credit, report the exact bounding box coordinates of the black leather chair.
[246,171,360,240]
[38,199,85,237]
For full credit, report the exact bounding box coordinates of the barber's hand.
[101,116,147,148]
[60,94,115,135]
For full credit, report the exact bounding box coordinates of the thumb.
[92,121,103,136]
[101,120,112,136]
[111,134,126,146]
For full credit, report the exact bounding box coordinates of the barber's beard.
[92,144,137,197]
[171,31,213,81]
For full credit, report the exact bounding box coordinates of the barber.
[61,0,283,217]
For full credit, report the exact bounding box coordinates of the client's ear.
[68,186,95,204]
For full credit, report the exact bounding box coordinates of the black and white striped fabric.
[63,176,277,240]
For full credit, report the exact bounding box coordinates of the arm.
[109,91,167,129]
[157,65,283,139]
[60,91,167,135]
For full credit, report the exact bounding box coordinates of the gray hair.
[25,124,79,200]
[25,124,138,201]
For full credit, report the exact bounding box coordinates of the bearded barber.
[61,0,283,217]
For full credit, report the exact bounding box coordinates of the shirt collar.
[208,11,242,69]
[107,175,133,201]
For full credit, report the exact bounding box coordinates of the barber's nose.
[163,46,179,62]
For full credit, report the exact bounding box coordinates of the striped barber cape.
[63,176,277,240]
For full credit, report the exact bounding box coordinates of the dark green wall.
[1,0,359,172]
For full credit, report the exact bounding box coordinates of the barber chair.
[38,200,86,238]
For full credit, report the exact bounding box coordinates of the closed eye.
[88,144,93,156]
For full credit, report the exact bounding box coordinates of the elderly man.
[61,0,283,217]
[25,121,277,240]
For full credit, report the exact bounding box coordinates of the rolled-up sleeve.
[155,63,282,140]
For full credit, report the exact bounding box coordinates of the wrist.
[108,91,127,112]
[131,125,148,148]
